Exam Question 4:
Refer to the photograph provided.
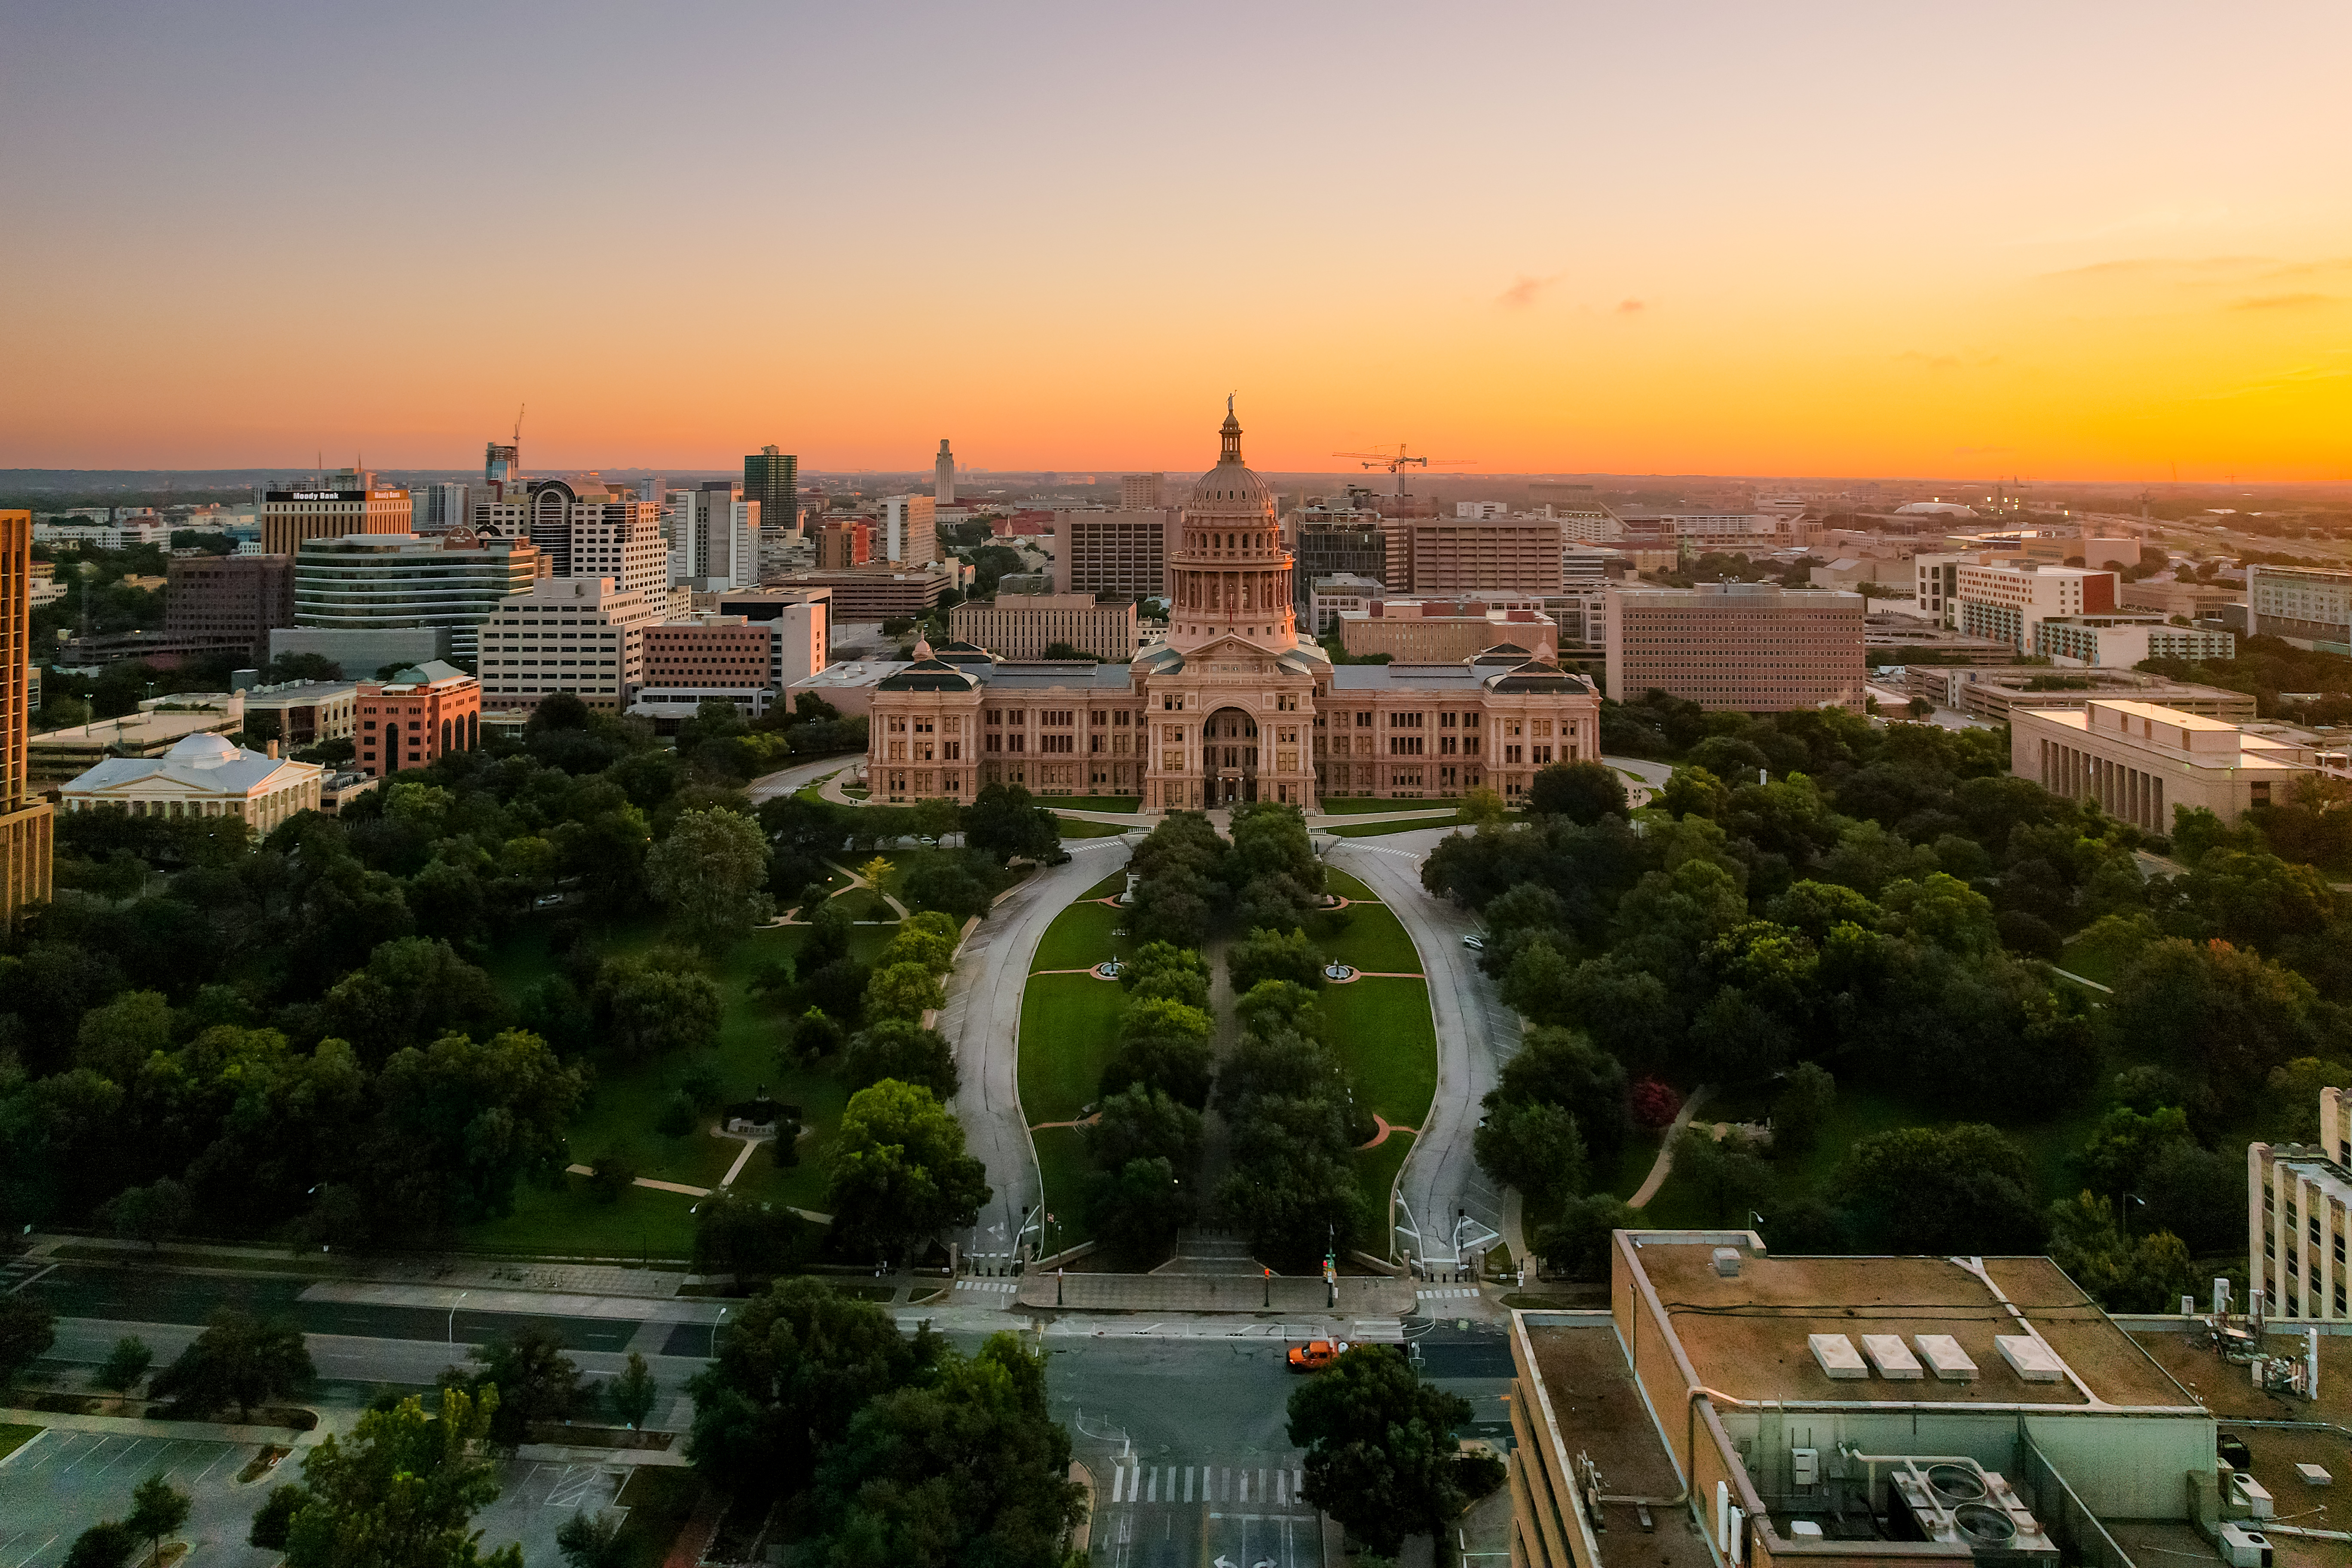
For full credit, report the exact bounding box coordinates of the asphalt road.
[1325,827,1521,1268]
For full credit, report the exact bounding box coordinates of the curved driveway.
[938,835,1136,1267]
[1325,826,1520,1270]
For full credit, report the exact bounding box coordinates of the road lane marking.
[6,1534,59,1568]
[58,1435,113,1475]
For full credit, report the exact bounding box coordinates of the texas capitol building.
[866,405,1600,810]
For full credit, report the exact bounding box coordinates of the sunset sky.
[4,1,2349,479]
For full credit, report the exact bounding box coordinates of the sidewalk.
[1013,1271,1414,1315]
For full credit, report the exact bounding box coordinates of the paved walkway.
[1015,1271,1414,1315]
[1627,1086,1711,1209]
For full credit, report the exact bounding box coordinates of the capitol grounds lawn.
[1017,871,1138,1243]
[1310,870,1437,1212]
[469,915,899,1260]
[1036,794,1143,813]
[1314,796,1454,816]
[1323,811,1473,837]
[1057,816,1131,838]
[0,1425,39,1461]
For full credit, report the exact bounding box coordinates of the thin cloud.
[1614,298,1645,314]
[2233,292,2338,310]
[1498,273,1564,309]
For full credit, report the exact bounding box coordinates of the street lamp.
[447,1290,469,1345]
[709,1305,728,1359]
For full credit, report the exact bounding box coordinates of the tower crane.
[1331,442,1474,498]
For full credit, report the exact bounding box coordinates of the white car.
[1461,934,1485,951]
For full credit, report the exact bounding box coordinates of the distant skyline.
[4,2,2349,479]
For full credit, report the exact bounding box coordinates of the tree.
[799,1332,1083,1566]
[692,1190,814,1286]
[101,1176,191,1250]
[964,782,1061,865]
[1082,1086,1204,1178]
[1473,1100,1588,1216]
[1097,1029,1217,1111]
[861,961,947,1023]
[1491,1026,1631,1181]
[127,1472,191,1565]
[1833,1124,2045,1255]
[2109,938,2323,1114]
[644,808,773,943]
[96,1335,153,1393]
[273,1386,524,1568]
[827,1080,992,1262]
[1460,786,1507,825]
[1534,1194,1637,1281]
[1227,926,1327,994]
[1527,760,1629,824]
[685,1277,939,1505]
[606,1351,658,1429]
[0,1296,55,1387]
[1086,1156,1194,1266]
[787,1006,847,1066]
[1287,1346,1507,1557]
[365,1029,587,1229]
[1771,1062,1836,1157]
[149,1308,315,1421]
[2046,1192,2199,1312]
[61,1523,135,1568]
[555,1511,625,1568]
[447,1325,587,1451]
[841,1019,959,1098]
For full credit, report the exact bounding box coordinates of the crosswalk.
[1418,1286,1481,1301]
[957,1278,1018,1294]
[1106,1458,1308,1509]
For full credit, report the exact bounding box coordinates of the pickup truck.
[1286,1339,1350,1372]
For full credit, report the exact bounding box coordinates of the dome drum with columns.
[864,403,1600,812]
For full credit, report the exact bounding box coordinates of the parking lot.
[0,1427,622,1566]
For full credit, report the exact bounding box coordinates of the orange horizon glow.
[4,4,2349,483]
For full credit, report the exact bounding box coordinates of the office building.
[951,594,1139,661]
[775,566,949,622]
[504,477,667,597]
[2012,698,2315,831]
[1911,550,1983,625]
[0,512,51,922]
[292,533,542,661]
[484,439,522,492]
[745,445,799,539]
[1308,573,1384,634]
[1953,564,2118,654]
[1337,599,1559,663]
[2033,616,2235,668]
[1909,665,2258,724]
[1387,515,1565,594]
[711,587,832,689]
[1617,510,1794,553]
[355,661,481,778]
[861,405,1601,808]
[2252,1084,2352,1321]
[234,678,358,747]
[475,576,664,713]
[164,553,294,663]
[1055,509,1181,601]
[1508,1230,2214,1568]
[58,732,322,833]
[667,481,760,590]
[2122,579,2243,621]
[817,520,873,569]
[258,470,410,557]
[2248,565,2352,654]
[411,481,470,535]
[877,494,937,565]
[1291,520,1388,615]
[1120,474,1164,510]
[1607,583,1866,710]
[934,440,956,506]
[635,618,784,720]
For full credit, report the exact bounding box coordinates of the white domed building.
[865,404,1600,810]
[59,730,325,832]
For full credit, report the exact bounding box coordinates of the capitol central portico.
[865,404,1601,811]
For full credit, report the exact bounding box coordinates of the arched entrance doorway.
[1203,707,1259,805]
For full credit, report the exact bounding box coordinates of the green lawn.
[2057,925,2141,988]
[1311,895,1422,975]
[1315,796,1442,815]
[464,918,894,1256]
[1030,876,1136,972]
[1035,794,1142,812]
[1319,978,1437,1133]
[0,1424,40,1461]
[1017,975,1131,1127]
[1032,1126,1094,1250]
[1354,1133,1414,1234]
[1325,815,1466,838]
[1057,817,1131,838]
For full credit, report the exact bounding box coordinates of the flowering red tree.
[1629,1078,1683,1130]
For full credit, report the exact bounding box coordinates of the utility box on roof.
[1809,1334,1869,1380]
[1914,1334,1978,1382]
[1996,1334,2068,1383]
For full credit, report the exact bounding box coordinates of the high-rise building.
[1605,582,1865,711]
[412,481,470,534]
[483,478,667,598]
[259,470,411,557]
[1388,516,1564,595]
[667,481,761,590]
[877,495,937,566]
[1120,474,1164,510]
[165,553,294,662]
[745,445,799,539]
[484,439,521,491]
[1291,520,1387,615]
[711,587,832,689]
[293,533,545,659]
[934,440,956,506]
[950,593,1139,660]
[0,511,52,924]
[475,576,665,712]
[2247,564,2352,652]
[818,521,873,570]
[1054,509,1182,601]
[1952,563,2118,654]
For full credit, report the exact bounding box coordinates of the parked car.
[1461,934,1485,951]
[1287,1339,1351,1372]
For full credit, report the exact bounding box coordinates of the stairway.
[1150,1228,1267,1277]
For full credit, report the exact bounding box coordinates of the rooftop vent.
[1808,1334,1869,1381]
[1914,1335,1980,1383]
[1712,1246,1742,1278]
[1861,1335,1924,1380]
[1995,1335,2068,1384]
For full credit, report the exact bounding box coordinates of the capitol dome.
[1186,400,1275,519]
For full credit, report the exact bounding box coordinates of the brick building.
[1053,509,1181,600]
[1385,515,1565,594]
[864,408,1600,808]
[642,618,777,691]
[950,594,1139,660]
[355,660,481,778]
[817,520,873,569]
[1605,583,1865,711]
[164,553,294,662]
[1336,599,1558,663]
[0,511,51,922]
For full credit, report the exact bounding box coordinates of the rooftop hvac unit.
[1887,1461,2059,1568]
[2219,1523,2273,1568]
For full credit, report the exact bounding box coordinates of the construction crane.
[1332,442,1474,498]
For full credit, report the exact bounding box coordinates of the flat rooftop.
[1521,1322,1715,1568]
[1632,1246,2197,1409]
